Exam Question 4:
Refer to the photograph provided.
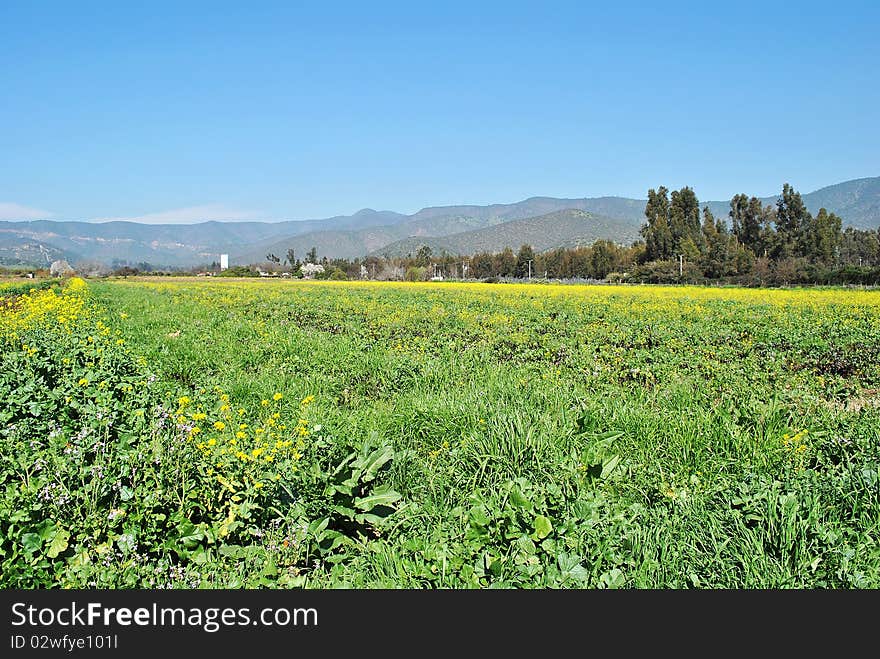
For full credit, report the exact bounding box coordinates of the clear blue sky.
[1,1,878,222]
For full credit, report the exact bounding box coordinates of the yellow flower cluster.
[176,387,316,496]
[781,429,810,470]
[428,439,450,461]
[782,429,809,454]
[0,278,90,343]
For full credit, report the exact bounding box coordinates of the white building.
[220,254,229,270]
[300,263,325,279]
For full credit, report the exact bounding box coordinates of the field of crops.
[2,276,878,588]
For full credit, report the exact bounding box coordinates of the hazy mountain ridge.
[369,210,643,258]
[0,209,407,267]
[0,233,74,267]
[233,213,517,263]
[1,177,877,267]
[407,196,646,224]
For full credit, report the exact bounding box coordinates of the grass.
[2,276,878,587]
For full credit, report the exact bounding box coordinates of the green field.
[2,277,878,587]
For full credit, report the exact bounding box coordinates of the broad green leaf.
[360,445,394,482]
[593,430,624,443]
[515,534,537,555]
[178,523,203,549]
[21,533,41,554]
[219,545,243,558]
[600,568,626,589]
[601,454,621,480]
[468,505,491,527]
[332,505,357,520]
[190,546,209,564]
[307,517,329,536]
[557,553,579,571]
[354,487,402,511]
[117,533,138,555]
[69,549,91,567]
[509,485,532,511]
[567,564,591,583]
[36,519,55,541]
[47,527,70,558]
[532,515,553,540]
[355,512,387,526]
[557,553,590,583]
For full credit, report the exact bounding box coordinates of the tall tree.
[589,240,619,278]
[700,207,736,278]
[541,248,565,279]
[758,203,778,258]
[774,183,811,258]
[496,247,516,277]
[730,194,764,255]
[471,252,495,278]
[805,208,842,266]
[415,244,433,266]
[641,186,673,261]
[515,244,535,278]
[669,187,703,253]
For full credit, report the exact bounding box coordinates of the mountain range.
[1,177,878,268]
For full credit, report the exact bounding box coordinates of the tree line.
[634,183,879,284]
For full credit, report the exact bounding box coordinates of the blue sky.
[1,1,878,223]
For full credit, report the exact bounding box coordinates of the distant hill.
[234,225,412,264]
[234,197,654,264]
[0,233,73,267]
[369,209,643,258]
[407,196,646,224]
[799,177,880,228]
[0,209,408,267]
[1,178,877,267]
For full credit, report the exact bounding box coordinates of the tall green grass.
[3,278,877,588]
